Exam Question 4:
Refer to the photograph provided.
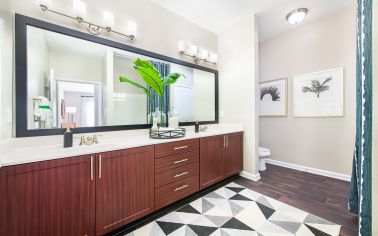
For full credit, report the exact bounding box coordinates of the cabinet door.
[224,132,243,177]
[95,146,154,236]
[200,135,225,189]
[0,155,95,236]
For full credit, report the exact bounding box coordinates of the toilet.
[259,147,271,171]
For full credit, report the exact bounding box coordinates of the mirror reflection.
[27,26,215,130]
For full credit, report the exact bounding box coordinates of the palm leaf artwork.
[119,58,184,126]
[302,77,332,98]
[260,86,280,101]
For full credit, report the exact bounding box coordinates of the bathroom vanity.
[0,126,243,236]
[0,14,238,236]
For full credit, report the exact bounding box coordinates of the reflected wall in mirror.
[22,18,217,134]
[169,65,215,122]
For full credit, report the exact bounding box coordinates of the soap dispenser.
[63,125,73,148]
[195,121,200,133]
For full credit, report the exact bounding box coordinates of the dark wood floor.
[234,164,358,236]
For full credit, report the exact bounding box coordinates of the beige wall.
[218,15,259,176]
[259,6,355,175]
[0,10,13,140]
[0,0,217,139]
[373,0,377,234]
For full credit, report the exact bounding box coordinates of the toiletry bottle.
[64,125,73,148]
[195,121,200,133]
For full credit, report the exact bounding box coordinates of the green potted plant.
[119,58,183,127]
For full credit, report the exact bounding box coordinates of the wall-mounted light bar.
[36,0,137,40]
[178,41,217,65]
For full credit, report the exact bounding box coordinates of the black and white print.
[127,183,341,236]
[302,77,332,98]
[293,68,344,117]
[259,78,287,117]
[260,86,281,101]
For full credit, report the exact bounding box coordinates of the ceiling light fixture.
[286,8,308,25]
[178,41,217,65]
[36,0,137,40]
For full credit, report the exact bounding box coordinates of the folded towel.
[33,96,51,121]
[33,96,54,128]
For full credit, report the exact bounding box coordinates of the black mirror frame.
[15,14,219,137]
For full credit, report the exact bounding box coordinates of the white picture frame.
[259,78,288,117]
[293,67,344,117]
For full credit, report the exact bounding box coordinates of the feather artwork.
[302,77,332,98]
[260,86,280,101]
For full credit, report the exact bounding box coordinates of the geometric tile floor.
[127,182,341,236]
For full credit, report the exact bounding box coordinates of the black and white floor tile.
[127,182,341,236]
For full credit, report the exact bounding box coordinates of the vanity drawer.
[155,174,199,210]
[155,138,199,158]
[155,150,199,173]
[155,162,199,188]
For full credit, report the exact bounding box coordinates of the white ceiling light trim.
[286,8,308,24]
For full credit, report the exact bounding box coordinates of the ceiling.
[150,0,354,41]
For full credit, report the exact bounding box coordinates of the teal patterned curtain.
[147,61,170,118]
[348,0,372,235]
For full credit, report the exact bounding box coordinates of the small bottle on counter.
[168,108,179,128]
[195,121,200,133]
[63,125,73,148]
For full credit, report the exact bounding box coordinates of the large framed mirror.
[15,14,218,137]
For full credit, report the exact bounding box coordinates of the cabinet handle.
[174,145,188,150]
[174,184,188,192]
[174,158,188,164]
[174,171,189,178]
[90,155,94,181]
[223,136,226,148]
[226,136,229,148]
[98,155,102,179]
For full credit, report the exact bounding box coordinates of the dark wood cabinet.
[224,132,243,177]
[200,135,225,189]
[0,155,95,236]
[200,132,243,189]
[154,139,200,210]
[1,133,242,236]
[95,146,154,236]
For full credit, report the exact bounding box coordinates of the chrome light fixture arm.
[179,51,216,65]
[39,4,135,40]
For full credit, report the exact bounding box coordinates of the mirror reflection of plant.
[302,78,332,98]
[119,58,184,126]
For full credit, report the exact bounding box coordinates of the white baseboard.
[265,159,351,182]
[239,171,261,181]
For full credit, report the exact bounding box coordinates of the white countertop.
[0,124,243,168]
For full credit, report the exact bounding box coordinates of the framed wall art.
[259,78,288,117]
[293,67,344,117]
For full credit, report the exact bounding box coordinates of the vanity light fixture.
[36,0,137,40]
[103,11,114,31]
[178,41,217,65]
[73,0,86,21]
[286,8,308,25]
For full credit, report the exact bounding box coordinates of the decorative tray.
[149,127,186,139]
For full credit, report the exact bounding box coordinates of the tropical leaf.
[302,78,332,98]
[162,73,184,86]
[132,58,164,96]
[311,80,321,88]
[119,76,151,97]
[321,77,332,86]
[302,87,314,93]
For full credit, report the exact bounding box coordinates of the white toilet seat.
[258,147,271,171]
[259,147,271,157]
